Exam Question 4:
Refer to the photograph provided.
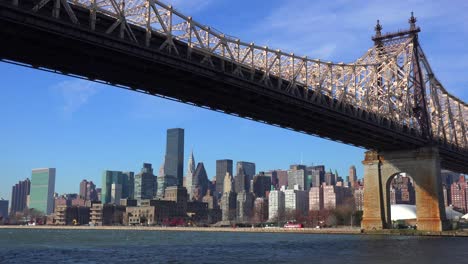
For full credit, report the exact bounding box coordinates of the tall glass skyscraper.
[164,128,184,187]
[29,168,56,215]
[122,171,135,199]
[216,159,233,195]
[102,171,123,204]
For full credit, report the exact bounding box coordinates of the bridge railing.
[64,0,425,132]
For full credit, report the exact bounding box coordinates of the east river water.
[0,229,467,263]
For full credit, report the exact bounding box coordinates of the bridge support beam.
[361,147,449,232]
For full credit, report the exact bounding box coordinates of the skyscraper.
[134,163,156,203]
[79,180,98,201]
[349,165,357,187]
[268,190,285,221]
[79,180,88,199]
[0,199,8,219]
[101,171,123,204]
[122,171,135,199]
[185,150,196,200]
[10,178,30,214]
[253,173,272,198]
[192,162,209,201]
[236,161,256,183]
[235,167,249,193]
[307,165,325,187]
[221,172,236,222]
[111,183,122,204]
[324,171,336,186]
[164,128,184,187]
[277,170,289,189]
[215,159,233,196]
[157,157,177,199]
[29,168,56,215]
[288,165,307,191]
[264,170,279,189]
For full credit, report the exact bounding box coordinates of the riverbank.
[1,225,468,237]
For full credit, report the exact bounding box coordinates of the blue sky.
[1,0,467,200]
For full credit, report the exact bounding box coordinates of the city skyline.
[2,0,468,201]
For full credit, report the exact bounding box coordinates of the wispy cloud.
[162,0,213,13]
[247,0,466,61]
[128,93,203,121]
[52,79,99,117]
[239,0,468,99]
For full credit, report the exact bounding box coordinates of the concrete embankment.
[0,225,361,235]
[1,225,468,237]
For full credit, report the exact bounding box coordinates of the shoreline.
[1,225,468,237]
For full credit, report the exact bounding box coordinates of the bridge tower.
[361,15,448,232]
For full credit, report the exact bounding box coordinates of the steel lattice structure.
[0,0,467,170]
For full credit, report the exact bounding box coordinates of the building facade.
[284,188,309,216]
[236,162,256,183]
[309,186,323,211]
[236,191,255,223]
[191,163,209,201]
[164,128,184,187]
[288,165,307,191]
[253,174,271,198]
[0,199,8,219]
[235,167,249,193]
[102,171,123,204]
[349,165,357,187]
[450,176,467,213]
[253,197,269,223]
[277,170,289,189]
[185,151,196,200]
[29,168,56,215]
[354,185,364,211]
[307,166,325,188]
[122,171,135,199]
[215,159,233,196]
[10,178,30,214]
[134,163,156,203]
[268,190,285,221]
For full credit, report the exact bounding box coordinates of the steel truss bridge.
[0,0,467,173]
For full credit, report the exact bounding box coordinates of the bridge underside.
[0,2,467,173]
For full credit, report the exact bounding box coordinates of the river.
[0,229,467,263]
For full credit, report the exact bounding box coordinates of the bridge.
[0,0,467,231]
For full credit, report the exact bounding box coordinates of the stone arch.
[361,147,448,231]
[384,172,416,228]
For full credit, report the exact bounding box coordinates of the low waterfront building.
[125,206,157,225]
[163,186,188,216]
[90,202,125,226]
[187,201,209,223]
[54,205,90,225]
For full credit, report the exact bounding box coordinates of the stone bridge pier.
[361,147,449,232]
